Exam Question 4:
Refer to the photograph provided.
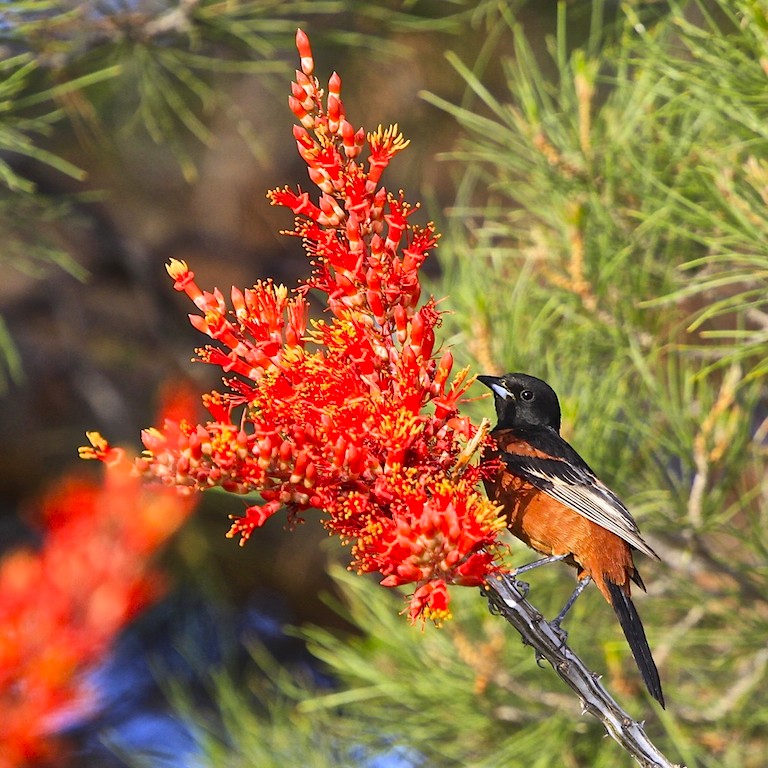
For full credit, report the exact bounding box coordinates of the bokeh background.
[2,1,767,766]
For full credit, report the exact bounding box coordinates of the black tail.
[606,579,665,708]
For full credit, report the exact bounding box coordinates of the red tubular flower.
[83,29,505,623]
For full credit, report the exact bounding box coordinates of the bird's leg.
[513,553,568,576]
[509,554,568,596]
[549,576,592,642]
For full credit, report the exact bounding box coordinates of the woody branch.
[484,576,681,768]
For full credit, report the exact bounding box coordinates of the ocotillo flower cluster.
[83,30,505,623]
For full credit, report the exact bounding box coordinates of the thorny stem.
[483,575,683,768]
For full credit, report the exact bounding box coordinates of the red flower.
[84,30,505,623]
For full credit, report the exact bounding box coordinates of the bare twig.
[483,574,683,768]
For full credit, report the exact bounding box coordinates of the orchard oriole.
[479,372,664,707]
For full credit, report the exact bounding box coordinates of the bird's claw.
[548,619,569,647]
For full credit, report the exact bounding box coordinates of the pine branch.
[483,575,681,768]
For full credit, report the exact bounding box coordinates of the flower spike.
[87,30,505,624]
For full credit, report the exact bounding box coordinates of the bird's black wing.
[500,428,659,560]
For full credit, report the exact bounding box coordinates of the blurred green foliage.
[430,0,768,764]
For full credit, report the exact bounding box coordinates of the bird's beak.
[477,375,513,400]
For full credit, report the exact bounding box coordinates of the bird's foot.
[548,618,569,647]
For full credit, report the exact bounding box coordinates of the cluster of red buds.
[83,30,505,623]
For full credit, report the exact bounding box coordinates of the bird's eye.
[519,389,535,402]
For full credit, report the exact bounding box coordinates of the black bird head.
[477,372,561,431]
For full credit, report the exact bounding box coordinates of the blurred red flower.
[0,388,198,767]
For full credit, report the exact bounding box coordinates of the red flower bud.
[296,29,314,75]
[394,304,408,343]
